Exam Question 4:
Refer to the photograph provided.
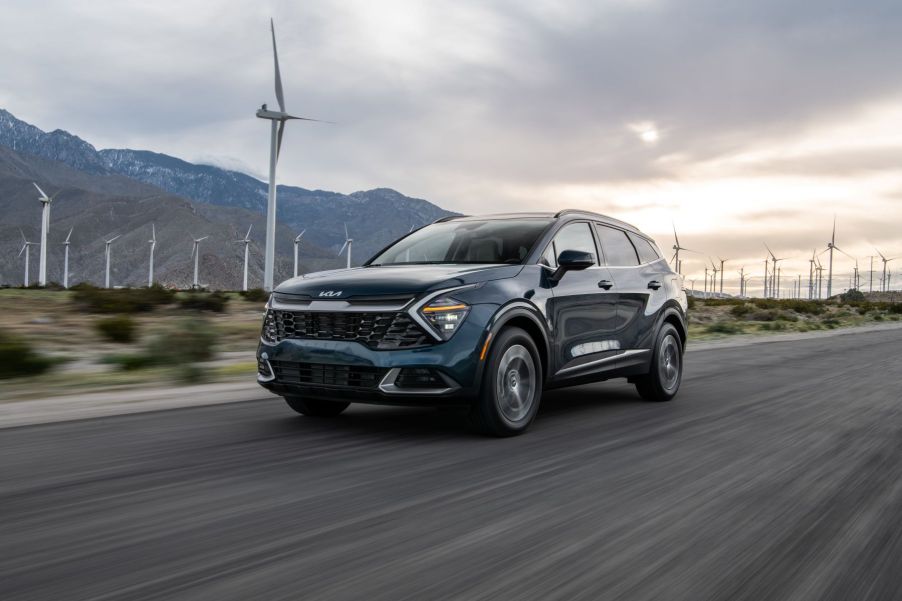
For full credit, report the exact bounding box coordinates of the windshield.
[368,218,552,266]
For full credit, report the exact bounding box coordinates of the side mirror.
[549,249,595,282]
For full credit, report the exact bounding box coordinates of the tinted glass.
[548,222,598,266]
[628,232,661,264]
[596,224,639,266]
[369,219,550,265]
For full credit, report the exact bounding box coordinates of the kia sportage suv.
[257,210,687,436]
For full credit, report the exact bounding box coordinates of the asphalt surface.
[2,328,901,601]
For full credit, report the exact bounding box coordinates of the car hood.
[275,264,523,299]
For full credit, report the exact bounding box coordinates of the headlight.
[420,297,470,340]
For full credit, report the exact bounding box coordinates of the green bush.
[705,322,744,334]
[780,300,825,315]
[776,311,799,322]
[888,304,902,315]
[107,318,216,381]
[750,309,779,322]
[822,317,841,329]
[753,299,779,310]
[94,315,138,343]
[240,288,270,303]
[702,298,745,307]
[686,295,697,311]
[730,304,753,318]
[759,321,788,331]
[0,330,54,379]
[178,291,229,312]
[71,283,176,314]
[839,289,865,302]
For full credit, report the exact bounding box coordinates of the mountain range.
[0,108,455,288]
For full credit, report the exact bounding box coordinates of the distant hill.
[0,109,457,287]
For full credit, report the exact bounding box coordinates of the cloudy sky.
[3,0,902,292]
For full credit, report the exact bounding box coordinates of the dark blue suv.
[257,210,687,436]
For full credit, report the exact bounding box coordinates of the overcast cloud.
[2,0,902,292]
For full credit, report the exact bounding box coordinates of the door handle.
[598,280,613,290]
[647,280,662,290]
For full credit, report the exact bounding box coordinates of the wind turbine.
[708,259,719,298]
[718,258,728,294]
[876,249,896,293]
[190,235,209,289]
[824,217,838,298]
[338,223,353,269]
[670,224,697,275]
[62,228,73,289]
[256,18,328,292]
[808,250,817,299]
[18,229,39,287]
[103,235,120,289]
[33,183,61,286]
[765,244,789,299]
[148,224,157,287]
[238,225,253,291]
[293,229,306,278]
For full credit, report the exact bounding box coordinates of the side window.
[627,232,660,264]
[596,225,639,266]
[540,243,557,268]
[549,222,598,266]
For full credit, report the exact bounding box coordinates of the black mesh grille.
[269,360,386,389]
[263,310,431,349]
[395,368,446,389]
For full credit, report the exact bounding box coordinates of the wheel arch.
[483,303,551,381]
[656,303,687,351]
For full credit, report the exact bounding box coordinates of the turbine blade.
[338,240,348,256]
[276,120,285,160]
[246,224,253,239]
[152,223,156,242]
[271,19,285,113]
[672,221,679,247]
[344,223,349,239]
[831,216,836,244]
[18,243,26,257]
[65,227,73,243]
[19,228,26,243]
[283,115,335,123]
[32,182,49,199]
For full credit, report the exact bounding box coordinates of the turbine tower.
[876,249,896,293]
[148,224,157,287]
[238,225,253,291]
[62,228,73,289]
[765,244,788,299]
[338,224,353,269]
[718,258,728,294]
[825,218,836,298]
[103,235,120,289]
[293,229,306,277]
[18,230,39,287]
[190,235,209,289]
[33,183,60,286]
[256,18,326,291]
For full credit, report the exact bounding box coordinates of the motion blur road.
[3,328,901,600]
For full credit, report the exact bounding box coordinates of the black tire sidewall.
[475,327,543,435]
[649,323,682,401]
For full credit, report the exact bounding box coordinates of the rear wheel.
[284,396,350,417]
[634,323,682,402]
[469,327,543,436]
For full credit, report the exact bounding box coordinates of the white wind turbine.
[256,18,328,291]
[190,235,209,289]
[670,223,697,275]
[293,229,306,277]
[33,183,60,286]
[148,224,156,287]
[338,223,353,269]
[875,249,896,293]
[18,229,39,287]
[62,227,73,289]
[103,235,120,289]
[238,225,253,291]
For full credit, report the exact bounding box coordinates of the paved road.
[2,328,901,600]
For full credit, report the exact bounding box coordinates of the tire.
[634,323,683,402]
[469,327,543,436]
[284,396,350,417]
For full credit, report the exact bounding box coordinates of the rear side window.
[627,232,660,264]
[543,222,598,268]
[595,225,639,266]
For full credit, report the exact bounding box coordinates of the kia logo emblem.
[318,290,343,297]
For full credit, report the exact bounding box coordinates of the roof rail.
[433,215,467,223]
[554,209,588,218]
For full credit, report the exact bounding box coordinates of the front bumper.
[256,304,495,406]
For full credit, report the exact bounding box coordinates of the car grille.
[262,310,431,349]
[269,360,386,389]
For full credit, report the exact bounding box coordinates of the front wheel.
[634,323,683,402]
[284,396,350,417]
[469,327,543,436]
